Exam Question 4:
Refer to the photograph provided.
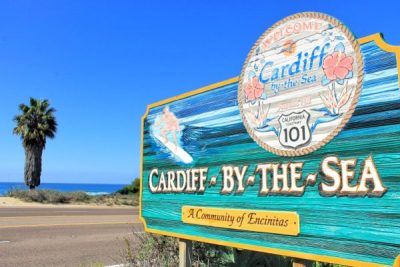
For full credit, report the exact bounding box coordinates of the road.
[0,206,143,267]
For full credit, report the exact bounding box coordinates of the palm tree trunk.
[24,143,44,190]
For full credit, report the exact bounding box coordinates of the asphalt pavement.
[0,206,143,267]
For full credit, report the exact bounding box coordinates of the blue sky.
[0,0,399,184]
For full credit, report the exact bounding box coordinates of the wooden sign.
[140,12,400,267]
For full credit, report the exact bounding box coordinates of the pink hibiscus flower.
[323,52,354,81]
[245,76,264,101]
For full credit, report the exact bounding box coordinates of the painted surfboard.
[153,133,193,164]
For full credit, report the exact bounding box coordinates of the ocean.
[0,182,128,196]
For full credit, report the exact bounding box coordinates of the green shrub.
[193,241,234,266]
[121,232,234,267]
[68,191,91,202]
[7,189,45,202]
[117,178,140,195]
[123,232,179,266]
[46,190,70,203]
[7,189,90,204]
[7,188,138,206]
[121,232,349,267]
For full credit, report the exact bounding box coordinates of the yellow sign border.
[139,33,400,267]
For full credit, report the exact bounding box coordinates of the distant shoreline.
[4,187,138,206]
[0,181,128,196]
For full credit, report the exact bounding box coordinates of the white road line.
[57,211,88,213]
[0,241,10,244]
[105,264,125,267]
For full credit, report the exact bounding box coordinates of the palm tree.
[13,98,57,190]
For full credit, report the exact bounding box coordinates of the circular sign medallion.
[238,12,364,156]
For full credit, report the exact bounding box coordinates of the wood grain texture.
[179,239,192,267]
[140,38,400,266]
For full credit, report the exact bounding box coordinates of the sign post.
[179,239,192,267]
[140,12,400,267]
[292,259,312,267]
